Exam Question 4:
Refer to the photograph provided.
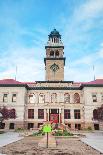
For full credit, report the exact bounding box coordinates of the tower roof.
[49,28,61,38]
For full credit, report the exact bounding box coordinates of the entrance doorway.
[49,109,59,123]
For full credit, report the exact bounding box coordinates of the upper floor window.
[74,109,81,119]
[28,109,34,119]
[12,94,16,102]
[101,94,103,102]
[55,50,59,57]
[50,51,54,57]
[38,109,44,119]
[92,93,97,102]
[39,93,45,103]
[64,93,70,103]
[64,109,71,119]
[3,94,8,102]
[51,93,57,103]
[29,94,36,103]
[93,109,98,120]
[74,93,80,103]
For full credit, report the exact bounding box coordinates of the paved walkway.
[81,131,103,153]
[0,132,23,148]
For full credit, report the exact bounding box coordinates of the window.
[93,109,98,120]
[74,93,80,103]
[64,93,70,103]
[64,109,71,119]
[74,109,81,119]
[12,94,16,102]
[51,93,57,103]
[55,50,59,57]
[3,94,8,102]
[94,124,99,130]
[9,123,15,129]
[0,123,5,129]
[50,51,54,57]
[38,109,44,119]
[92,94,97,102]
[28,109,34,119]
[29,94,36,103]
[39,94,45,103]
[101,94,103,102]
[75,124,81,130]
[28,123,34,129]
[38,123,43,128]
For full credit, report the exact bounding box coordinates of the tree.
[93,104,103,121]
[0,106,16,129]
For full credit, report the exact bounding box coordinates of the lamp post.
[0,113,3,129]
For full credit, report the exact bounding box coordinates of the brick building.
[0,29,103,130]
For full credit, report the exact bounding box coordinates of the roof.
[0,78,103,89]
[86,79,103,84]
[49,28,61,38]
[0,79,23,84]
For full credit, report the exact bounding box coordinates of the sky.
[0,0,103,82]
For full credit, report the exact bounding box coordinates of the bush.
[83,126,92,131]
[0,131,5,134]
[32,129,45,136]
[54,130,73,136]
[87,126,92,131]
[15,128,24,132]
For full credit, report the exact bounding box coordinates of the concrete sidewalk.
[0,132,24,148]
[81,132,103,153]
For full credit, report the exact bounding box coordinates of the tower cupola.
[47,28,63,47]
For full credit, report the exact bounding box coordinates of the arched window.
[74,93,80,103]
[55,50,59,57]
[93,109,98,120]
[39,93,45,103]
[29,94,36,103]
[51,93,57,103]
[64,93,70,103]
[50,51,54,57]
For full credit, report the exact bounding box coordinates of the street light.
[0,113,3,129]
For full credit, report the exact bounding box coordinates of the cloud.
[0,46,45,81]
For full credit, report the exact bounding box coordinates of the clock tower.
[44,29,65,81]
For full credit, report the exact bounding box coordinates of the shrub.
[15,128,24,132]
[54,130,73,136]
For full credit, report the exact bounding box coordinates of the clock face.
[50,63,59,72]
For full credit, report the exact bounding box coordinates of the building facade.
[0,29,103,130]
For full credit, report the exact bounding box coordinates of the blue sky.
[0,0,103,82]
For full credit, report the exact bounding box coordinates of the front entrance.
[49,109,59,123]
[50,114,59,123]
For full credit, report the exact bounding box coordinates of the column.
[46,109,49,121]
[59,108,61,123]
[61,108,64,124]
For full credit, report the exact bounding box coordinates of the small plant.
[83,126,92,131]
[32,128,45,136]
[87,126,92,131]
[0,131,5,134]
[53,129,73,136]
[15,128,24,132]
